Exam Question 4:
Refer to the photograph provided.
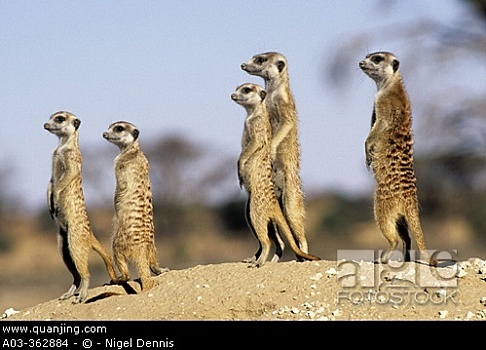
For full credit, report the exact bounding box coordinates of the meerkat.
[44,111,118,304]
[359,52,435,266]
[241,52,309,258]
[232,83,320,267]
[103,121,169,290]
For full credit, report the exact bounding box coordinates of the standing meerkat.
[232,83,320,267]
[44,111,118,304]
[103,121,169,290]
[359,52,435,266]
[241,52,309,257]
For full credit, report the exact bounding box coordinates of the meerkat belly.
[246,153,274,195]
[373,140,417,200]
[116,200,153,241]
[57,181,90,229]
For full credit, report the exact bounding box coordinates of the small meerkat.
[359,52,435,266]
[103,121,169,290]
[241,52,309,258]
[44,111,118,304]
[232,83,320,267]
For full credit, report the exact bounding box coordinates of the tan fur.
[241,52,308,257]
[359,52,435,266]
[44,111,118,304]
[232,83,319,267]
[103,121,169,290]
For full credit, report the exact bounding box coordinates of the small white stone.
[196,296,202,301]
[310,272,323,281]
[291,307,299,314]
[331,309,342,317]
[465,311,475,319]
[306,311,316,319]
[325,268,337,276]
[2,308,19,319]
[456,268,468,278]
[438,310,448,319]
[436,289,447,298]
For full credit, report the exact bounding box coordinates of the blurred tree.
[0,160,19,251]
[146,133,237,236]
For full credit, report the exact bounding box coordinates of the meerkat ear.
[260,90,267,101]
[277,60,286,73]
[133,129,140,141]
[73,118,81,130]
[392,59,400,72]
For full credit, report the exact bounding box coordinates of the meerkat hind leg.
[242,200,262,263]
[136,254,155,290]
[378,217,401,264]
[114,253,131,284]
[251,230,272,268]
[269,222,284,263]
[72,278,90,304]
[59,284,78,301]
[396,216,411,262]
[281,193,308,258]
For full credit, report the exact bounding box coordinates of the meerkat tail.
[273,212,319,261]
[90,236,119,282]
[405,208,437,266]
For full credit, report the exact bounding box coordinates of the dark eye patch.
[371,55,384,64]
[55,116,65,123]
[242,87,252,94]
[114,125,124,132]
[256,56,266,64]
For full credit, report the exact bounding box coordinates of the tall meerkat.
[232,83,320,267]
[241,52,309,257]
[359,52,435,266]
[44,111,118,304]
[103,121,169,290]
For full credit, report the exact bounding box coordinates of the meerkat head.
[359,51,400,88]
[103,121,140,150]
[44,111,81,138]
[241,52,287,81]
[231,83,267,111]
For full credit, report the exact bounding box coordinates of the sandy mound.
[3,259,486,321]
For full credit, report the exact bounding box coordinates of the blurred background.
[1,0,486,312]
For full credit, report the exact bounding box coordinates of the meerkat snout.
[102,131,109,139]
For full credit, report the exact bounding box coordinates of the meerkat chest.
[52,146,80,181]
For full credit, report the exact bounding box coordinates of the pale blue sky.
[0,1,465,211]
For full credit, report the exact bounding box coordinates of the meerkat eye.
[114,125,124,133]
[371,56,384,64]
[256,56,266,64]
[242,87,252,94]
[55,116,65,123]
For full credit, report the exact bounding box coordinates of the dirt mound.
[3,259,486,321]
